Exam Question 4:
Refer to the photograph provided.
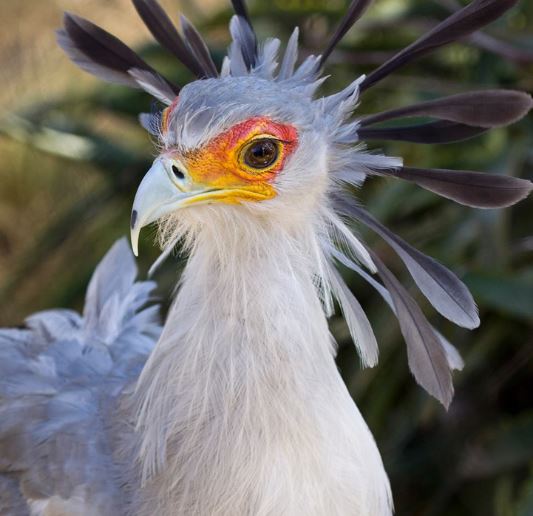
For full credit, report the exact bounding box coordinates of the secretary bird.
[1,0,532,514]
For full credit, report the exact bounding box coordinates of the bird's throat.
[131,211,390,515]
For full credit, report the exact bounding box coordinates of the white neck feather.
[130,206,392,516]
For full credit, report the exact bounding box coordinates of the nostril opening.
[131,210,138,229]
[172,164,185,180]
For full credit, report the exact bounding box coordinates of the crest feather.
[132,0,209,78]
[361,0,520,92]
[58,12,179,97]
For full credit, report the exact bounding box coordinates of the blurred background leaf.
[0,1,531,515]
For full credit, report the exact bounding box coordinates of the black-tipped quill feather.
[335,198,480,329]
[231,0,253,25]
[369,250,454,408]
[359,120,488,144]
[381,167,533,208]
[361,0,519,92]
[360,90,533,128]
[359,87,533,144]
[58,13,179,95]
[319,0,374,67]
[132,0,208,78]
[230,15,258,69]
[129,68,177,104]
[180,16,218,78]
[229,1,257,69]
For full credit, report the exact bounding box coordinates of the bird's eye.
[242,139,279,170]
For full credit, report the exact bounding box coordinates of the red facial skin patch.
[166,117,299,205]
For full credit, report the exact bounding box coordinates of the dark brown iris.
[243,139,279,169]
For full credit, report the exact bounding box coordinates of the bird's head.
[56,2,401,255]
[130,74,336,254]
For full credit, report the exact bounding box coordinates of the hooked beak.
[130,158,209,256]
[131,153,278,256]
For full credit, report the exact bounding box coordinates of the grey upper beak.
[130,158,189,256]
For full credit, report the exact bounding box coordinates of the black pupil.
[245,140,278,169]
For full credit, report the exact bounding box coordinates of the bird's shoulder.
[0,239,161,515]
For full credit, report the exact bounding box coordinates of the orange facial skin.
[164,116,298,206]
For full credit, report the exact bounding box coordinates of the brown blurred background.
[1,1,532,515]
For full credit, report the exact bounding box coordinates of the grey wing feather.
[0,238,161,514]
[0,475,29,516]
[229,15,257,70]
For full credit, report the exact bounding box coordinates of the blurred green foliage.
[0,1,532,515]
